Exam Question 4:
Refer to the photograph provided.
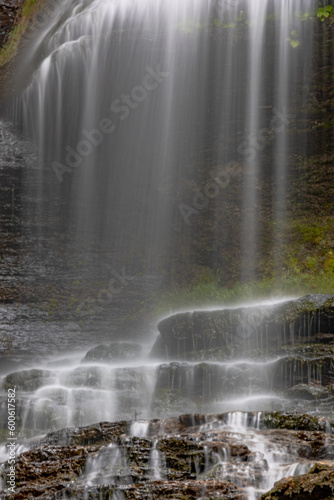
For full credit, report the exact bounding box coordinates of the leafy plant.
[317,5,333,22]
[301,12,314,21]
[287,30,300,49]
[0,0,47,68]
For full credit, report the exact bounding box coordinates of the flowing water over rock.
[0,410,333,499]
[0,295,333,497]
[0,297,333,459]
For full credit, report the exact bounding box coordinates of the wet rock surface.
[0,0,24,48]
[149,295,334,418]
[261,462,334,499]
[0,120,162,362]
[3,368,54,392]
[153,295,334,360]
[1,411,334,499]
[82,343,144,364]
[50,480,248,499]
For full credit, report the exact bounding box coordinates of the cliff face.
[0,0,49,99]
[0,0,24,48]
[0,0,24,97]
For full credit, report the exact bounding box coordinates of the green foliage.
[0,24,21,67]
[154,271,334,317]
[301,12,314,21]
[304,256,317,270]
[0,0,46,68]
[324,252,334,274]
[294,222,325,245]
[317,5,333,22]
[22,0,41,17]
[287,30,300,49]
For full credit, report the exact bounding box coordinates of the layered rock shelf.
[1,295,334,498]
[0,411,334,499]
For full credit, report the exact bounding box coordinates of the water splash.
[129,421,149,438]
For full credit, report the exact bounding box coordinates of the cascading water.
[6,0,318,282]
[198,412,315,498]
[2,294,333,498]
[149,440,166,480]
[85,443,132,486]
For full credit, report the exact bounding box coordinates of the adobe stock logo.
[178,161,242,225]
[178,106,295,226]
[77,265,135,313]
[53,64,169,182]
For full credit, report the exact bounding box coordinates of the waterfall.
[149,439,166,480]
[85,442,133,486]
[130,421,150,438]
[199,412,314,499]
[6,0,318,281]
[1,3,329,498]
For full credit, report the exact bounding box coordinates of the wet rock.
[261,462,334,499]
[0,357,24,375]
[158,436,218,480]
[38,421,129,447]
[287,384,331,401]
[2,368,54,392]
[262,413,332,432]
[2,445,88,499]
[153,361,273,404]
[81,343,143,363]
[278,354,334,388]
[151,295,334,359]
[48,479,248,499]
[1,412,334,499]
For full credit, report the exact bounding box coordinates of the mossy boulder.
[262,413,331,432]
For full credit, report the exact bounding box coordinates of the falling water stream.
[6,0,317,278]
[198,412,315,499]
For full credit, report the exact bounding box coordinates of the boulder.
[287,384,331,401]
[151,295,334,359]
[261,462,334,499]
